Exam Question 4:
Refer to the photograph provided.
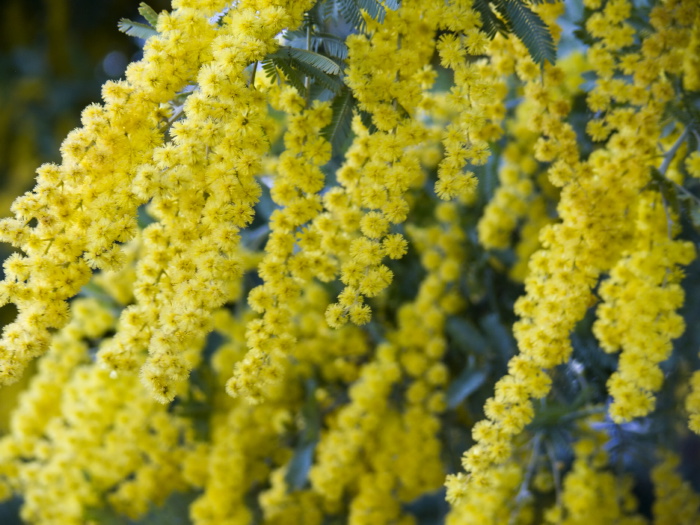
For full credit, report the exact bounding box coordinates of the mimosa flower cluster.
[0,0,699,523]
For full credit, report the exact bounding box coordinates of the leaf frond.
[473,0,508,39]
[493,0,556,65]
[117,19,158,40]
[138,3,159,28]
[272,46,342,76]
[322,87,355,154]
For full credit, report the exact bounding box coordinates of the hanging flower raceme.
[227,92,333,403]
[0,0,226,387]
[594,191,695,422]
[434,0,503,202]
[323,0,462,329]
[98,0,315,402]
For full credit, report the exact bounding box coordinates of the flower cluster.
[449,0,700,499]
[228,95,333,403]
[0,0,699,523]
[594,191,695,422]
[547,433,645,524]
[0,0,226,387]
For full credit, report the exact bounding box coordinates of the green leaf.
[261,58,281,82]
[285,442,316,490]
[262,57,307,94]
[314,33,349,60]
[446,317,489,355]
[358,109,378,134]
[274,60,307,94]
[473,0,508,39]
[273,46,342,76]
[338,0,393,32]
[284,31,349,59]
[304,4,325,30]
[78,281,118,309]
[357,0,386,23]
[138,2,159,28]
[479,312,517,359]
[266,47,344,94]
[321,0,341,22]
[323,86,355,155]
[447,367,489,409]
[340,0,369,31]
[284,379,320,491]
[293,59,343,93]
[330,0,400,29]
[308,80,330,101]
[83,509,128,525]
[494,0,556,65]
[117,19,158,40]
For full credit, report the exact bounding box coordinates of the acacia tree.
[1,0,700,523]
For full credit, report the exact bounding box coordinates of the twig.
[546,440,562,508]
[673,180,700,205]
[659,127,688,176]
[509,433,542,525]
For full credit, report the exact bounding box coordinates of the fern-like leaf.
[358,109,378,134]
[290,59,343,93]
[263,51,343,96]
[314,33,349,60]
[339,0,365,32]
[473,0,508,39]
[265,48,342,94]
[357,0,386,24]
[272,46,342,76]
[138,3,159,28]
[494,0,556,65]
[322,87,355,154]
[276,60,307,94]
[262,57,307,95]
[338,0,385,32]
[284,31,349,60]
[321,0,341,22]
[261,58,281,82]
[117,19,158,40]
